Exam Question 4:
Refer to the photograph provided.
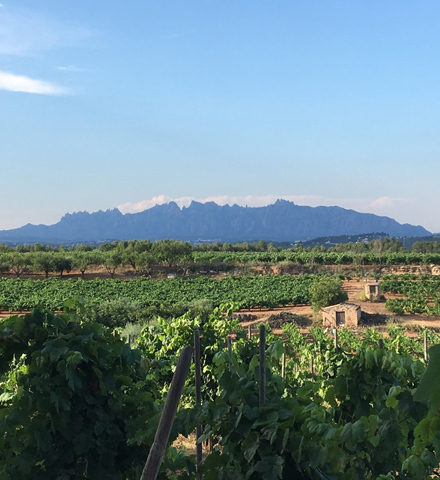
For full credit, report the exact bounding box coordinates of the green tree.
[32,252,55,278]
[72,252,98,279]
[0,253,10,273]
[0,244,11,253]
[152,239,192,267]
[310,276,348,313]
[103,251,123,278]
[253,240,267,252]
[122,240,151,272]
[137,251,155,276]
[53,254,72,276]
[74,243,94,252]
[32,243,48,252]
[412,241,440,254]
[267,242,278,252]
[97,241,117,252]
[7,252,31,277]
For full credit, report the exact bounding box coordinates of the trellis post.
[140,346,193,480]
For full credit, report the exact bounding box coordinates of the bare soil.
[239,278,440,333]
[2,273,440,329]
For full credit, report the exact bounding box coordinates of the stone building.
[365,282,381,301]
[432,266,440,276]
[322,302,361,329]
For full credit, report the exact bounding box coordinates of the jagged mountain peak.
[0,200,431,244]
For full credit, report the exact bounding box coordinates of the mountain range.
[0,200,431,244]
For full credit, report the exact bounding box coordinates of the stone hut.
[365,281,381,301]
[322,303,361,329]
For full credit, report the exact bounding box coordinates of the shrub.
[310,276,348,313]
[0,307,149,478]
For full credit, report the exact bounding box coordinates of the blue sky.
[1,1,439,233]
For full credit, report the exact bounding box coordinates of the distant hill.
[0,200,431,244]
[296,233,392,249]
[399,234,440,250]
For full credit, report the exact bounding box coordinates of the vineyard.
[382,274,440,316]
[0,275,315,312]
[2,241,440,283]
[192,250,440,267]
[2,273,440,325]
[1,303,440,479]
[2,243,440,479]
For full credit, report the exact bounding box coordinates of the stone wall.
[322,303,361,329]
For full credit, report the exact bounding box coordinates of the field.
[2,243,440,479]
[240,278,440,332]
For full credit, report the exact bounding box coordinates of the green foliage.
[2,295,440,479]
[71,251,99,277]
[0,252,11,273]
[81,297,151,328]
[5,241,440,279]
[414,344,440,408]
[310,276,348,313]
[0,303,192,479]
[385,298,405,316]
[197,333,433,479]
[8,252,31,277]
[0,275,314,312]
[137,303,244,403]
[31,252,55,278]
[151,239,193,267]
[102,251,123,278]
[412,241,440,253]
[382,274,440,316]
[199,324,440,479]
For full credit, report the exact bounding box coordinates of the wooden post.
[311,356,314,374]
[424,330,428,363]
[227,336,232,359]
[259,325,266,408]
[140,346,193,480]
[281,351,286,379]
[334,329,338,350]
[248,324,252,339]
[194,331,203,474]
[378,338,384,349]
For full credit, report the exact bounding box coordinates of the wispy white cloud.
[0,9,90,56]
[56,65,85,73]
[369,196,408,210]
[118,196,172,214]
[0,70,67,95]
[117,194,356,214]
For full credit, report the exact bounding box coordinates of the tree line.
[0,240,193,278]
[2,236,439,254]
[1,238,440,278]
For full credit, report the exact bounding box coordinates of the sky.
[1,1,440,233]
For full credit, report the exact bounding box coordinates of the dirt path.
[239,278,440,331]
[2,277,440,328]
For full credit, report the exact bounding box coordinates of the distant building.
[322,303,361,329]
[365,282,381,301]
